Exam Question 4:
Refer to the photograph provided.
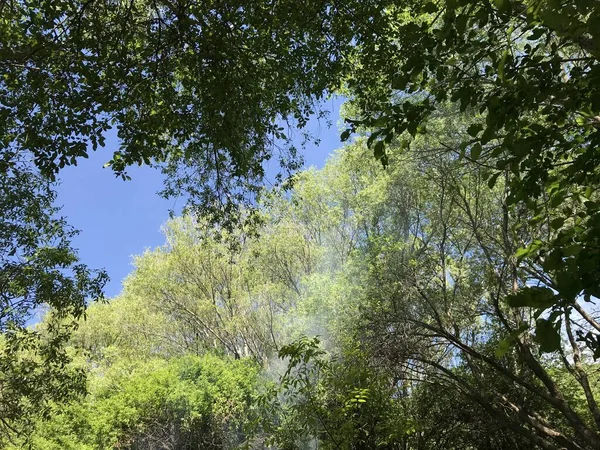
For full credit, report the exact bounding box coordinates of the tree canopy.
[3,0,599,333]
[3,133,596,449]
[2,0,600,448]
[0,160,106,441]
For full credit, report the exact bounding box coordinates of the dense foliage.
[2,0,600,449]
[0,160,106,444]
[4,133,597,449]
[2,0,598,344]
[17,354,258,450]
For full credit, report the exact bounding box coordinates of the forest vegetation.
[1,0,600,449]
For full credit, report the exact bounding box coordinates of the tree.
[0,0,362,224]
[4,4,600,443]
[0,160,107,444]
[256,336,408,450]
[15,354,259,450]
[356,132,600,449]
[340,0,600,353]
[256,130,600,449]
[15,129,600,449]
[2,0,599,339]
[76,215,316,362]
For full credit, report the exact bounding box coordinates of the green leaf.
[550,193,565,208]
[467,124,483,137]
[498,49,509,82]
[367,131,380,147]
[534,318,562,353]
[515,247,530,260]
[495,324,529,358]
[423,2,438,13]
[481,127,494,145]
[563,244,582,257]
[543,249,563,271]
[527,28,546,41]
[555,269,582,301]
[374,141,385,159]
[407,121,419,137]
[528,215,544,226]
[550,217,565,230]
[455,14,469,35]
[506,287,557,310]
[488,172,501,189]
[470,143,482,160]
[493,0,511,13]
[459,141,468,159]
[495,338,512,358]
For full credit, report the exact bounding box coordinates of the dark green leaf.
[374,141,385,159]
[423,2,438,13]
[550,217,565,230]
[470,143,482,160]
[506,287,557,309]
[467,124,483,137]
[498,49,509,82]
[534,319,562,353]
[488,172,501,189]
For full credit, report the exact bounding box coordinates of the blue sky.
[56,97,345,298]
